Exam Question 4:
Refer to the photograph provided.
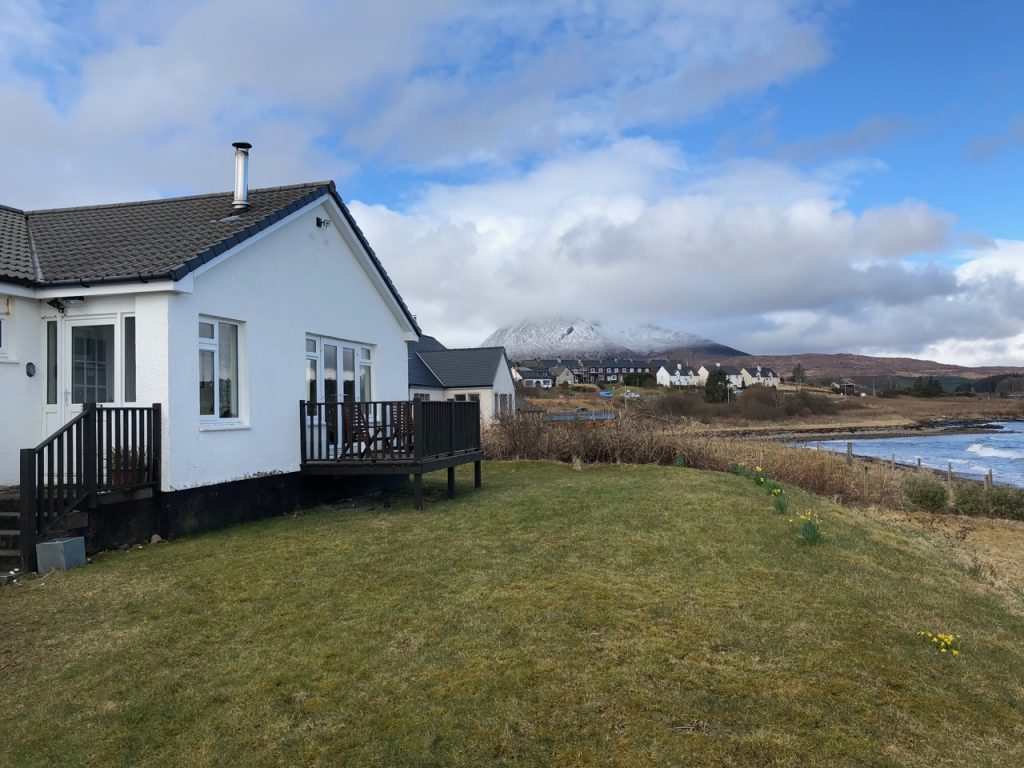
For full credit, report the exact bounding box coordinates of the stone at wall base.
[36,537,86,574]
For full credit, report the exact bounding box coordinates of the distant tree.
[909,376,944,398]
[791,363,805,384]
[705,368,729,403]
[623,372,654,388]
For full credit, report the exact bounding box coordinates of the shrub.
[952,482,990,517]
[989,486,1024,521]
[904,476,949,513]
[643,391,713,421]
[781,391,841,417]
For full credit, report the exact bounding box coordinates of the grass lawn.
[2,461,1023,767]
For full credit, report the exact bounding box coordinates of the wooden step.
[0,549,22,572]
[0,529,18,550]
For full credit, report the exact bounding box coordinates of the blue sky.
[2,1,1024,363]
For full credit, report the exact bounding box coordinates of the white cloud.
[0,0,829,207]
[351,139,1007,359]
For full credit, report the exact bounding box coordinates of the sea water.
[810,421,1024,488]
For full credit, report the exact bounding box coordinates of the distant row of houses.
[513,358,780,389]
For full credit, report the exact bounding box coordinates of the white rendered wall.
[442,359,515,423]
[0,294,43,485]
[163,202,411,491]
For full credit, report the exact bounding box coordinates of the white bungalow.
[0,143,483,571]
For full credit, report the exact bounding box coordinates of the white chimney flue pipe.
[232,141,252,211]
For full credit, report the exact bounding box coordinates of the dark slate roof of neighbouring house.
[0,182,420,334]
[407,336,447,388]
[418,347,510,388]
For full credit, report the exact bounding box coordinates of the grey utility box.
[36,537,86,574]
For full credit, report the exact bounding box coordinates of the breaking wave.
[966,444,1024,460]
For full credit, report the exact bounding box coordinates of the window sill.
[0,356,16,364]
[199,422,250,432]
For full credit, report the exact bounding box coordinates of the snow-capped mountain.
[481,317,747,360]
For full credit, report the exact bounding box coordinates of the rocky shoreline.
[743,418,1011,443]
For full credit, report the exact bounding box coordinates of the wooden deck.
[299,400,483,509]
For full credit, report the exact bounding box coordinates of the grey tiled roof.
[418,347,510,388]
[0,205,34,281]
[407,337,446,388]
[0,182,420,334]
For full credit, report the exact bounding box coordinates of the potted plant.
[109,447,147,487]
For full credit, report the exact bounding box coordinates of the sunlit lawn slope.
[1,462,1022,767]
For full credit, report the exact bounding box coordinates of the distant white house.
[408,336,516,422]
[654,362,701,388]
[740,365,780,388]
[698,364,744,389]
[518,368,553,388]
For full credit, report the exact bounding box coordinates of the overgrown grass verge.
[486,414,1024,520]
[2,462,1024,766]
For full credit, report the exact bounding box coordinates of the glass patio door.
[305,336,343,456]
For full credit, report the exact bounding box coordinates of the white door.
[42,314,134,438]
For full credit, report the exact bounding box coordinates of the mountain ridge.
[481,317,747,360]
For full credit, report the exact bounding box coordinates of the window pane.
[324,345,338,402]
[359,364,371,403]
[307,358,318,403]
[199,321,214,339]
[218,322,238,418]
[343,348,355,402]
[46,321,57,405]
[123,316,136,402]
[306,338,317,353]
[468,393,479,402]
[71,324,115,404]
[361,347,371,360]
[199,350,215,415]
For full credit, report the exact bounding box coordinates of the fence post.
[448,402,456,457]
[83,403,98,509]
[299,400,307,465]
[917,458,922,470]
[846,442,853,466]
[151,403,162,488]
[947,462,953,483]
[19,449,38,573]
[413,398,424,462]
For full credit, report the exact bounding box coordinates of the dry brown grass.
[518,388,1024,432]
[485,413,1023,513]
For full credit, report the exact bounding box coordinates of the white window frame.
[199,316,246,427]
[0,316,7,360]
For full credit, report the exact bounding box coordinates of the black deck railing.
[300,399,481,464]
[19,403,161,570]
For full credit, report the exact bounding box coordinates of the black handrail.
[19,403,161,571]
[300,400,480,464]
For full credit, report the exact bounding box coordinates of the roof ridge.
[415,352,447,386]
[24,210,43,282]
[420,346,505,353]
[24,181,332,215]
[0,203,26,215]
